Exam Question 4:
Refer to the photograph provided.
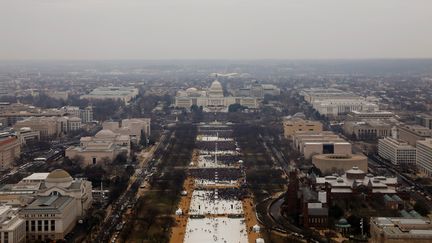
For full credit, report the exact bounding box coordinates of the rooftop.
[22,173,50,182]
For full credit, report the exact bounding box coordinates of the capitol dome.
[208,80,224,98]
[46,169,73,188]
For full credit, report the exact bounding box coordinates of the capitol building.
[175,80,258,112]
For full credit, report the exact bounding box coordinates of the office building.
[343,120,393,140]
[0,135,20,171]
[292,131,352,159]
[378,137,417,165]
[15,127,40,146]
[397,125,432,147]
[235,83,280,98]
[80,86,139,104]
[14,116,82,139]
[14,117,60,139]
[60,106,94,123]
[416,139,432,176]
[0,205,26,243]
[416,114,432,129]
[347,110,394,120]
[80,106,94,123]
[0,102,65,126]
[45,91,69,100]
[314,167,398,196]
[283,117,322,138]
[57,117,82,133]
[300,88,379,117]
[20,195,78,241]
[312,154,368,175]
[370,217,432,243]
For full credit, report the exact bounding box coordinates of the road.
[368,154,432,209]
[92,130,171,242]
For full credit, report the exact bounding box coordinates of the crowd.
[189,168,243,181]
[196,141,237,151]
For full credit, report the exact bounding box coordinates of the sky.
[1,0,431,60]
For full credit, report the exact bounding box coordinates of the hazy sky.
[1,0,431,60]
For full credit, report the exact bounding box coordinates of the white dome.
[95,129,116,138]
[210,80,222,89]
[208,80,224,98]
[46,169,73,188]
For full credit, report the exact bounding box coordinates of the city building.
[14,117,60,139]
[314,167,398,196]
[313,100,379,117]
[416,114,432,129]
[175,80,259,112]
[370,217,432,243]
[14,116,82,139]
[282,171,329,229]
[80,86,139,104]
[60,106,80,118]
[20,195,78,241]
[60,106,94,123]
[343,120,393,140]
[300,188,329,228]
[300,88,379,117]
[378,137,417,165]
[15,127,40,146]
[292,131,352,159]
[80,106,94,123]
[0,117,7,128]
[312,154,368,175]
[416,139,432,176]
[347,110,394,120]
[235,83,281,98]
[102,118,151,142]
[397,125,432,147]
[0,170,92,212]
[57,116,82,133]
[301,88,359,103]
[65,129,130,166]
[0,205,26,243]
[283,117,322,138]
[0,103,65,126]
[0,135,20,171]
[45,91,69,100]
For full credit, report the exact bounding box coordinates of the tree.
[113,152,128,164]
[140,129,147,147]
[329,204,344,219]
[414,201,430,216]
[190,104,199,112]
[228,103,245,112]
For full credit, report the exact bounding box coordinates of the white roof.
[409,230,432,235]
[22,173,50,181]
[184,217,248,243]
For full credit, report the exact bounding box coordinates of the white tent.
[252,224,261,233]
[181,190,188,196]
[175,208,183,215]
[256,238,265,243]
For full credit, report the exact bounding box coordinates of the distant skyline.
[1,0,432,60]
